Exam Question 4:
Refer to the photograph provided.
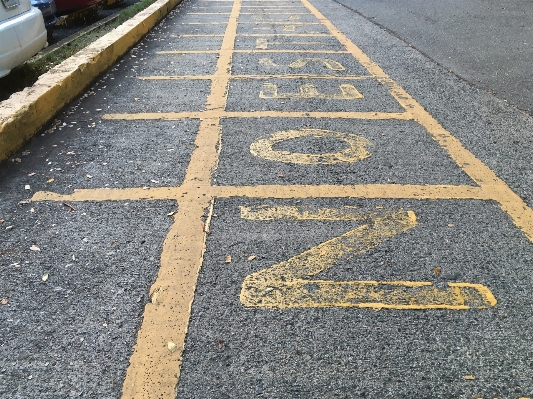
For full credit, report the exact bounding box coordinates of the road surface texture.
[333,0,533,114]
[1,0,533,398]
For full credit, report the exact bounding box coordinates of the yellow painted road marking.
[32,184,490,203]
[258,57,346,70]
[250,128,372,164]
[120,0,242,396]
[240,206,496,309]
[299,0,533,240]
[255,38,324,49]
[101,110,411,120]
[156,49,349,53]
[259,82,363,99]
[138,74,373,80]
[29,0,533,393]
[240,33,332,35]
[170,34,225,37]
[251,14,301,20]
[240,12,310,14]
[238,21,320,24]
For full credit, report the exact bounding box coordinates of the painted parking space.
[1,0,530,396]
[178,197,532,397]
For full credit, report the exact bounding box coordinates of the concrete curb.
[0,0,182,162]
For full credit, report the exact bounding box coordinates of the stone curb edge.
[0,0,182,162]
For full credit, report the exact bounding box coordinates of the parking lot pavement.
[1,0,533,398]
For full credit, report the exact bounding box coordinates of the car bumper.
[0,7,47,77]
[33,1,57,28]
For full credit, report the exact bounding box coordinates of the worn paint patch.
[249,128,372,164]
[240,206,496,309]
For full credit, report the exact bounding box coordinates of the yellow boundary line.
[137,74,374,79]
[33,184,488,202]
[157,50,347,53]
[120,0,241,396]
[102,111,411,120]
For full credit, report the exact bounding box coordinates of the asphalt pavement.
[333,0,533,114]
[1,0,533,398]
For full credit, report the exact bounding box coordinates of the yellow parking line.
[119,0,242,396]
[138,74,374,80]
[240,12,311,14]
[170,34,225,37]
[157,50,348,53]
[33,184,489,202]
[238,33,332,36]
[102,111,411,120]
[299,0,533,240]
[238,21,320,24]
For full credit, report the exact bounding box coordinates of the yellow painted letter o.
[250,129,373,165]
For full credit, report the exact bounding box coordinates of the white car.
[0,0,47,78]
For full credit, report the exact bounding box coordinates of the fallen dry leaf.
[63,203,76,212]
[47,178,55,183]
[0,299,8,305]
[14,158,21,163]
[448,224,454,227]
[30,245,40,251]
[225,255,232,263]
[215,339,223,349]
[6,225,13,231]
[42,273,49,282]
[248,255,256,261]
[464,375,474,380]
[0,219,4,224]
[278,172,284,178]
[434,268,441,276]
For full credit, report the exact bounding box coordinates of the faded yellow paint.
[240,206,496,309]
[120,0,241,396]
[241,204,390,221]
[290,57,345,70]
[241,33,332,36]
[259,82,363,99]
[299,0,533,241]
[258,57,346,70]
[32,183,490,203]
[102,110,411,120]
[240,12,310,14]
[251,14,301,20]
[26,0,533,393]
[157,49,348,53]
[250,128,372,164]
[138,74,372,80]
[239,21,319,24]
[255,38,323,49]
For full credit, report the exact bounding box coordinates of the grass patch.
[0,0,158,102]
